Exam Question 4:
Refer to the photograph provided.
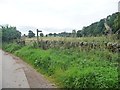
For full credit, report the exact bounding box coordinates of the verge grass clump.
[3,42,118,88]
[59,66,118,88]
[2,43,22,53]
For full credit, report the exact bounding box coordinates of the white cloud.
[0,0,118,34]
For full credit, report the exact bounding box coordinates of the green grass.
[2,42,119,88]
[25,35,118,43]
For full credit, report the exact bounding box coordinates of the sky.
[0,0,119,35]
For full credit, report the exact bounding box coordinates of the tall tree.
[77,30,82,37]
[28,30,35,38]
[1,25,21,42]
[80,12,120,36]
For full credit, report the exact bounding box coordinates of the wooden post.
[37,29,39,43]
[36,29,42,47]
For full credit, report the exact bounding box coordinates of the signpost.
[37,29,42,46]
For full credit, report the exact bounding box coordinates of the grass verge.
[2,43,119,88]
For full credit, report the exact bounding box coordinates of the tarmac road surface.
[1,50,30,88]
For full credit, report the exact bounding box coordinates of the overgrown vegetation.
[80,12,120,36]
[2,42,119,88]
[0,25,21,42]
[1,12,119,88]
[46,12,120,37]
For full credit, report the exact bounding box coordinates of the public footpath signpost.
[37,29,42,47]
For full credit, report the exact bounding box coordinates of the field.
[24,35,118,43]
[2,36,119,88]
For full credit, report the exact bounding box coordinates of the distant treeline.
[0,12,120,41]
[46,12,120,37]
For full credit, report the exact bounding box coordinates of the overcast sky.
[0,0,119,34]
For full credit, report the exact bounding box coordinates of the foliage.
[1,25,21,42]
[28,30,35,38]
[1,12,119,88]
[2,42,118,88]
[2,43,22,53]
[80,12,120,36]
[53,33,57,37]
[46,12,120,37]
[106,12,120,33]
[60,66,118,88]
[77,30,82,37]
[40,33,44,37]
[48,33,53,37]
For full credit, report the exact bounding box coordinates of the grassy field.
[24,35,119,44]
[2,36,119,88]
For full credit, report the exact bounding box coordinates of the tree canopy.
[1,25,21,42]
[80,12,120,37]
[28,30,35,38]
[40,33,44,37]
[46,12,120,37]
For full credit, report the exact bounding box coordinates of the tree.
[1,25,21,42]
[77,30,82,37]
[23,34,27,37]
[28,30,35,38]
[53,33,57,37]
[80,12,120,36]
[40,33,44,37]
[48,33,53,37]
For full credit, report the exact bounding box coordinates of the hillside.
[78,12,120,37]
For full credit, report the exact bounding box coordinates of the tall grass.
[2,42,118,88]
[25,35,119,43]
